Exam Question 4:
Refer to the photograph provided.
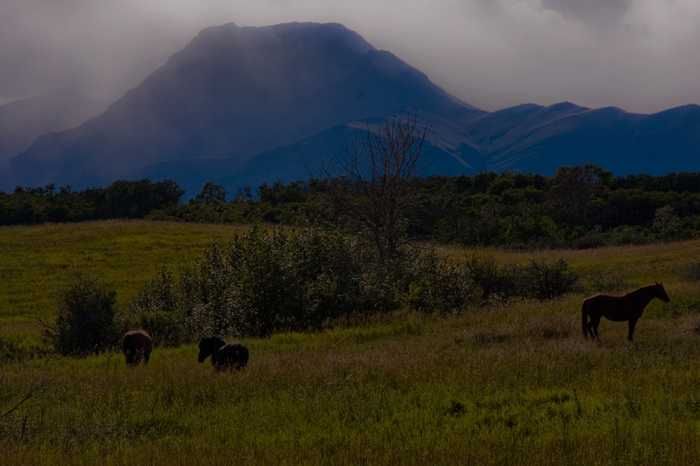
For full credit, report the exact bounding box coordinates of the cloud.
[0,0,698,113]
[540,0,633,29]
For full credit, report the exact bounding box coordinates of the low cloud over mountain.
[0,22,698,195]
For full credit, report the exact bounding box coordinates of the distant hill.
[0,21,698,195]
[0,90,106,169]
[481,104,700,175]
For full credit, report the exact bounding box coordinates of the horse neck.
[210,338,226,353]
[627,285,659,307]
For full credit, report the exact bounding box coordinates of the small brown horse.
[122,329,153,366]
[582,282,670,342]
[198,337,249,371]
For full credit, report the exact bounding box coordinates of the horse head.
[198,336,226,363]
[655,282,670,303]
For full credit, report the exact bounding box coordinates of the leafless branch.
[35,317,57,334]
[318,111,434,258]
[1,384,42,418]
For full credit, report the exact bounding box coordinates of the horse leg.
[591,316,601,341]
[628,318,638,342]
[584,320,595,340]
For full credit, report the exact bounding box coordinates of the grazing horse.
[122,329,153,366]
[198,337,249,371]
[582,282,670,342]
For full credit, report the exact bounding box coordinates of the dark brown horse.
[122,329,153,366]
[198,337,249,371]
[582,282,670,342]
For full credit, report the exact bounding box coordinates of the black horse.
[198,337,249,371]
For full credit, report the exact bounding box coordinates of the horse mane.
[625,283,658,297]
[207,336,226,347]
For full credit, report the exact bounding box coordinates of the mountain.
[0,22,481,192]
[479,103,700,175]
[0,90,106,169]
[0,21,698,195]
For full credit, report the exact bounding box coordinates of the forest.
[3,163,700,249]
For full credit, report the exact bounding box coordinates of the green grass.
[0,220,248,340]
[3,221,700,464]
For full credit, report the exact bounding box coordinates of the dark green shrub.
[462,255,519,302]
[125,227,480,342]
[402,252,480,313]
[461,255,578,302]
[0,335,21,361]
[49,275,119,356]
[587,271,628,294]
[606,225,652,246]
[573,233,605,250]
[522,259,579,301]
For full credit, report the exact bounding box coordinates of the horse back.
[122,330,153,356]
[582,293,634,321]
[213,342,249,369]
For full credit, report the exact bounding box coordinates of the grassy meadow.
[0,220,249,343]
[3,221,700,464]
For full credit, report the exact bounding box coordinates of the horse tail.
[581,300,589,340]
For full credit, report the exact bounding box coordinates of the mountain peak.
[185,21,376,58]
[0,21,478,192]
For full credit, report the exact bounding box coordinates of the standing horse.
[582,282,670,342]
[198,337,249,371]
[122,329,153,366]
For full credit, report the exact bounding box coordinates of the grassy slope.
[3,221,700,465]
[0,220,248,339]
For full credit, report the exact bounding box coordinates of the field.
[0,220,249,344]
[3,221,700,464]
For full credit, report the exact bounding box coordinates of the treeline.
[0,179,183,224]
[152,165,700,248]
[4,164,700,248]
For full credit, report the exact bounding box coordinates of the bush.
[461,255,578,302]
[522,259,579,301]
[606,225,652,246]
[48,275,119,356]
[573,233,605,250]
[462,255,519,303]
[587,271,629,294]
[125,227,480,342]
[402,252,480,313]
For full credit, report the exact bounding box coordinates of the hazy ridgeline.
[3,221,700,464]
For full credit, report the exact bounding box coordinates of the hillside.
[484,103,700,174]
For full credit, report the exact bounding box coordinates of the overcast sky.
[2,0,699,114]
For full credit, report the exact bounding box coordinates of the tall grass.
[3,222,700,464]
[0,221,247,342]
[4,310,700,464]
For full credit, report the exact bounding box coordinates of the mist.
[2,0,699,113]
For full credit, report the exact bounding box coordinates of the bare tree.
[320,112,433,258]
